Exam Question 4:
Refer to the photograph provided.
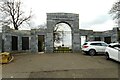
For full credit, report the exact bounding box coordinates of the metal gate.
[53,23,72,53]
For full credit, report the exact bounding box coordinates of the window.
[101,43,108,46]
[109,44,120,49]
[83,43,88,45]
[90,43,101,46]
[12,36,18,50]
[22,37,29,50]
[113,45,120,48]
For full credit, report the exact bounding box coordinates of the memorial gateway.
[0,13,119,53]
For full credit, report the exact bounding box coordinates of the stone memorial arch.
[0,13,118,53]
[46,13,80,53]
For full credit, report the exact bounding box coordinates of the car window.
[114,45,120,48]
[109,44,120,49]
[108,45,113,48]
[90,43,101,46]
[101,43,108,46]
[118,45,120,48]
[83,43,87,45]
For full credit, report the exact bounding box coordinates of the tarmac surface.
[2,53,120,79]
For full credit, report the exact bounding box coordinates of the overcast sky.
[0,0,117,31]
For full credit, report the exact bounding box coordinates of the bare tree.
[109,0,120,22]
[0,0,32,30]
[53,30,62,43]
[53,24,63,43]
[110,0,120,42]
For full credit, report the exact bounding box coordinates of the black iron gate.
[54,45,72,53]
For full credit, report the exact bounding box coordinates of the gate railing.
[54,47,72,53]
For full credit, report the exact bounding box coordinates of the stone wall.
[1,13,119,53]
[0,33,2,52]
[1,25,119,53]
[102,27,118,43]
[79,28,118,44]
[1,26,46,53]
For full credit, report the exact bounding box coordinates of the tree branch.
[0,0,32,30]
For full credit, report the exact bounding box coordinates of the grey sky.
[0,0,117,31]
[81,14,112,28]
[22,0,117,31]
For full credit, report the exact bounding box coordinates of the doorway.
[104,36,111,44]
[38,35,45,52]
[12,36,18,51]
[22,37,29,50]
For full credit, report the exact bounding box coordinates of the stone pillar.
[2,26,12,52]
[112,27,118,42]
[45,18,54,53]
[3,34,11,52]
[101,36,104,42]
[72,16,80,53]
[72,32,80,53]
[30,30,38,53]
[45,32,53,53]
[111,34,118,43]
[0,33,2,52]
[18,36,22,51]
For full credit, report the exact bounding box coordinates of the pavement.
[2,53,120,79]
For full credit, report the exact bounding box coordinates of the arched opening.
[53,22,72,52]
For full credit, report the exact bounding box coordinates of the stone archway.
[46,13,80,53]
[54,22,72,52]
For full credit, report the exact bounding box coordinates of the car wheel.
[105,52,110,60]
[89,49,96,56]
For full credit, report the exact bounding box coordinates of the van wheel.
[89,49,96,56]
[105,52,110,60]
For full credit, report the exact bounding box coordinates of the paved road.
[2,53,120,78]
